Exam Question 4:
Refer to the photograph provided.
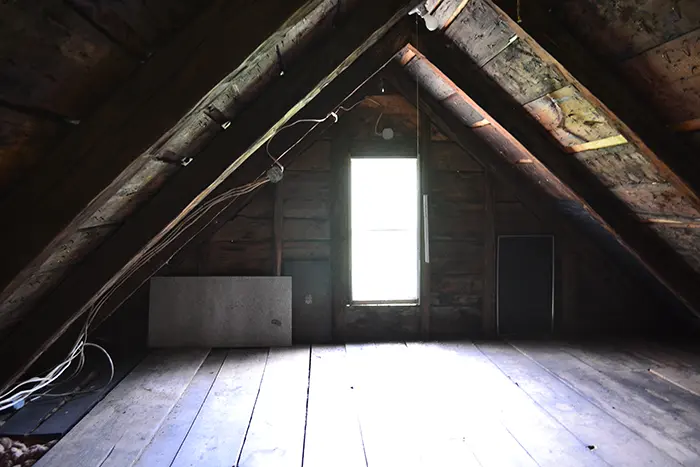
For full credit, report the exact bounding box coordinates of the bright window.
[350,158,419,303]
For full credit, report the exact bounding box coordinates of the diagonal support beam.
[0,7,415,391]
[414,33,700,317]
[0,0,324,302]
[488,0,700,211]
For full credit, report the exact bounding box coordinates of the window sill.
[347,301,419,307]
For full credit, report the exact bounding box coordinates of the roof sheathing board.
[438,0,700,276]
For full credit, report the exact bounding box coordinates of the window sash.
[350,157,419,303]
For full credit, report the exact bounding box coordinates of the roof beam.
[387,60,573,230]
[414,34,700,316]
[488,0,700,211]
[0,0,331,306]
[0,6,415,392]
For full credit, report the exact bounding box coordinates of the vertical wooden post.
[273,182,284,276]
[482,171,497,337]
[559,228,577,334]
[419,111,431,338]
[331,125,352,341]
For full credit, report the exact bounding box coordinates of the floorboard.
[237,347,310,467]
[170,349,268,467]
[346,343,439,467]
[133,350,227,467]
[303,345,366,467]
[448,342,607,467]
[406,342,535,467]
[36,349,210,467]
[515,341,700,465]
[30,341,700,467]
[478,342,680,466]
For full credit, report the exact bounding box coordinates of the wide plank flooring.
[37,341,700,466]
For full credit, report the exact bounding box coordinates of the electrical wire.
[29,343,115,400]
[0,93,371,413]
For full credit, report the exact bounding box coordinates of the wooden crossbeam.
[0,6,415,392]
[488,0,700,212]
[415,32,700,317]
[0,0,325,306]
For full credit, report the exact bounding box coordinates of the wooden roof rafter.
[0,0,351,332]
[0,2,418,392]
[488,0,700,212]
[407,31,700,317]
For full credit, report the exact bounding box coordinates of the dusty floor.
[37,340,700,466]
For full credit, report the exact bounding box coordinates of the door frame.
[496,234,555,336]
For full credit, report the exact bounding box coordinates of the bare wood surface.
[0,7,414,392]
[303,346,366,467]
[416,31,700,317]
[170,349,269,467]
[133,350,227,467]
[237,347,310,467]
[36,349,210,467]
[515,341,700,465]
[478,342,681,466]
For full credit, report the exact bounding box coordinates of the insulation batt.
[0,438,54,467]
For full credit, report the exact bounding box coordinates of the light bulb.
[424,15,439,31]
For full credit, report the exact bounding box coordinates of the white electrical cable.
[0,93,368,413]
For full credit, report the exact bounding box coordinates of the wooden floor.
[37,341,700,467]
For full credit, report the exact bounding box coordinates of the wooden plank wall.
[157,97,665,341]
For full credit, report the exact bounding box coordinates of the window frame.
[348,144,422,306]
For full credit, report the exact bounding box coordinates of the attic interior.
[1,0,700,465]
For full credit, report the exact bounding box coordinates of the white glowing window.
[350,158,419,303]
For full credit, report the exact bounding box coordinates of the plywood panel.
[149,276,292,347]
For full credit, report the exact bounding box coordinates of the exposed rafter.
[0,0,329,316]
[414,33,700,316]
[488,0,700,211]
[0,5,416,392]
